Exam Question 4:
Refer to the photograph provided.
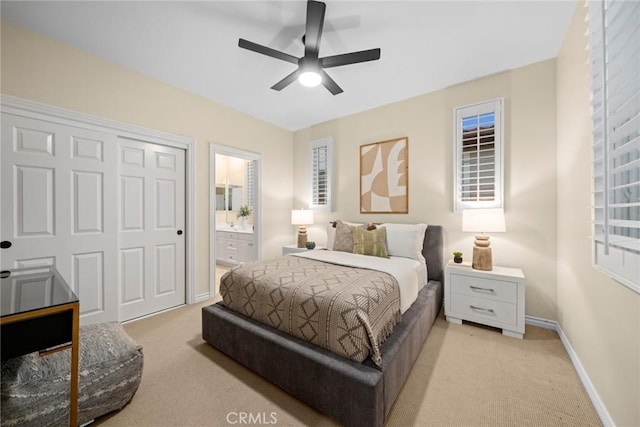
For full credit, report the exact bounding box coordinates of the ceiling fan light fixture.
[298,70,322,87]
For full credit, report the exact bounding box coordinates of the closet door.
[0,113,118,324]
[118,138,186,321]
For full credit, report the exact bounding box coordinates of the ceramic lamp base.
[472,235,493,270]
[297,226,308,248]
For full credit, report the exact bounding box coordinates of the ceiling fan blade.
[321,48,381,68]
[304,0,326,57]
[271,69,300,91]
[320,70,343,95]
[238,38,299,65]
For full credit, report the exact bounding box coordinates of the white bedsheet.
[289,250,423,314]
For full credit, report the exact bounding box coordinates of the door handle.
[0,241,12,249]
[177,230,183,235]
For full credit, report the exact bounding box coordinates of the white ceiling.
[1,1,576,131]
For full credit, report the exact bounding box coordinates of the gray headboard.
[329,221,444,282]
[422,225,444,282]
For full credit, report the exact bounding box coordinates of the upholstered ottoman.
[1,321,143,426]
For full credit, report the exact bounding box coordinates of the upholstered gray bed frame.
[202,225,443,427]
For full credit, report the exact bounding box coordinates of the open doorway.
[209,145,261,298]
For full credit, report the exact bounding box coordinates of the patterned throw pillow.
[351,226,389,258]
[333,220,355,252]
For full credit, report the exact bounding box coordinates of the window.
[454,99,504,212]
[588,0,640,292]
[310,137,332,211]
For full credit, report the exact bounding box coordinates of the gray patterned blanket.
[220,255,401,366]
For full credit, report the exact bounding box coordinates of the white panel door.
[118,138,185,321]
[0,113,118,324]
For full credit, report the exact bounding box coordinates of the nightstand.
[444,261,526,339]
[282,245,325,255]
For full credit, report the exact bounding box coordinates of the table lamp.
[462,208,506,271]
[291,209,314,248]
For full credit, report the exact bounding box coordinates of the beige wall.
[556,4,640,426]
[0,21,294,297]
[294,60,558,320]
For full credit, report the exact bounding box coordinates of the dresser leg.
[446,316,462,325]
[502,329,523,340]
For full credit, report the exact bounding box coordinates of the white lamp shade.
[462,208,506,233]
[291,209,314,225]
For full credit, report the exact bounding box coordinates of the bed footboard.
[203,302,385,426]
[202,280,442,427]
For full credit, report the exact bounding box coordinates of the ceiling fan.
[238,0,381,95]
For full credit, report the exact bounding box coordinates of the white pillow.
[380,223,427,263]
[326,221,363,250]
[326,222,336,249]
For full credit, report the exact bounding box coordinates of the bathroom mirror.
[228,185,243,211]
[215,186,226,211]
[215,185,243,211]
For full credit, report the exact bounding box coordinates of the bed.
[202,224,443,427]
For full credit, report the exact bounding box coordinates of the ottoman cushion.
[1,321,143,426]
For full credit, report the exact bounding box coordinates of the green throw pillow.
[351,226,389,258]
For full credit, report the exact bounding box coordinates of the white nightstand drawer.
[450,273,517,303]
[450,294,517,326]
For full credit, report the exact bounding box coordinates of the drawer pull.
[470,285,495,293]
[470,305,495,314]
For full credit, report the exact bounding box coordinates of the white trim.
[194,292,213,303]
[525,315,615,427]
[524,315,558,330]
[122,303,187,324]
[0,94,196,307]
[184,139,195,305]
[209,144,262,299]
[1,95,193,146]
[209,146,217,300]
[594,263,640,295]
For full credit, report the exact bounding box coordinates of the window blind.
[589,0,640,292]
[310,138,332,210]
[454,99,503,211]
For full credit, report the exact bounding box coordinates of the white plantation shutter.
[589,0,640,292]
[454,99,504,212]
[245,159,255,208]
[310,138,332,211]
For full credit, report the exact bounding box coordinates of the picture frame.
[360,137,408,213]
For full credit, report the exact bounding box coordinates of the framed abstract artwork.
[360,137,408,213]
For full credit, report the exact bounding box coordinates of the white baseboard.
[525,315,615,427]
[195,292,213,303]
[524,315,557,330]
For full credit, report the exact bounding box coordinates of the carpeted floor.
[94,297,601,427]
